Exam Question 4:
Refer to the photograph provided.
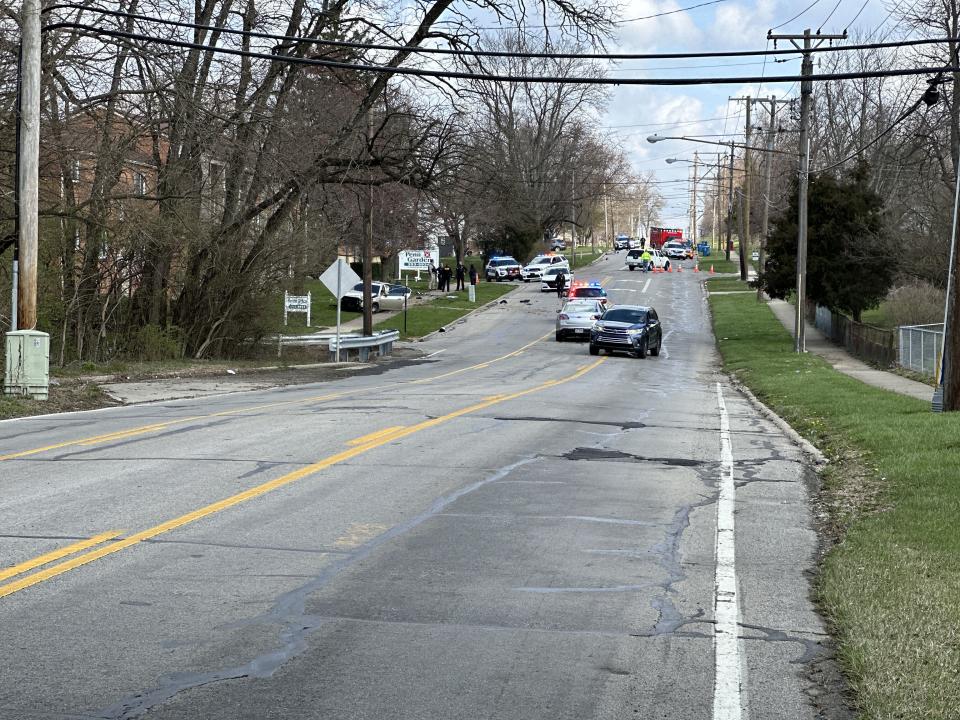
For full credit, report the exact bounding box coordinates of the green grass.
[858,306,893,329]
[701,257,740,274]
[376,282,515,339]
[709,291,960,719]
[705,277,752,292]
[569,250,605,269]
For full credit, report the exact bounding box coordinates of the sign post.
[319,259,363,361]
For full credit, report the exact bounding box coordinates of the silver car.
[556,299,605,341]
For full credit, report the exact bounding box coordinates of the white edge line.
[714,382,743,720]
[642,278,651,294]
[425,349,447,358]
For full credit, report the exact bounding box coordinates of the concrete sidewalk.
[767,299,933,403]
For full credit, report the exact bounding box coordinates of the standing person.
[556,270,567,300]
[641,248,652,272]
[455,262,466,291]
[434,262,442,290]
[428,260,437,290]
[443,264,452,292]
[469,264,478,286]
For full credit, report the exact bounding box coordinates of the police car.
[541,266,573,291]
[485,256,522,281]
[521,254,568,282]
[565,281,609,307]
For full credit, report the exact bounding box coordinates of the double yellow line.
[0,357,606,600]
[0,331,554,464]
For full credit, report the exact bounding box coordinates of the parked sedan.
[589,305,663,358]
[340,282,409,313]
[556,299,605,341]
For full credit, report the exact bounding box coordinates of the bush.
[883,282,945,327]
[127,324,184,361]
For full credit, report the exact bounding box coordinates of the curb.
[727,375,828,466]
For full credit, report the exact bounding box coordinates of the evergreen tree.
[758,164,892,322]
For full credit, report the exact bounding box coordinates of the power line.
[844,0,871,31]
[41,5,960,62]
[818,0,844,32]
[771,0,823,31]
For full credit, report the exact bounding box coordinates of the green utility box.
[4,330,50,400]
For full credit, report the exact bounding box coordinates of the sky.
[597,0,899,229]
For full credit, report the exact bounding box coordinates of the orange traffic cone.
[693,264,699,273]
[667,264,672,273]
[709,265,715,274]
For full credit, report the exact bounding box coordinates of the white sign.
[319,258,363,360]
[399,246,440,272]
[284,291,311,326]
[319,258,362,299]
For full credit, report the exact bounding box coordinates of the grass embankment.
[376,282,515,339]
[708,287,960,719]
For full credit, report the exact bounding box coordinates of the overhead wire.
[40,4,960,61]
[770,0,823,31]
[844,0,871,31]
[43,22,960,85]
[818,0,845,33]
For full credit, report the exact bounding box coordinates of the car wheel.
[589,343,599,356]
[636,339,647,359]
[665,261,670,271]
[371,302,380,313]
[555,332,563,342]
[628,265,634,271]
[650,339,661,357]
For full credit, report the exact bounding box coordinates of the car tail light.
[559,313,569,320]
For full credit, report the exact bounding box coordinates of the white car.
[521,254,568,282]
[625,248,670,271]
[541,266,574,291]
[339,282,411,313]
[662,241,687,259]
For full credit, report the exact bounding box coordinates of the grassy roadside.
[707,287,960,719]
[375,282,515,339]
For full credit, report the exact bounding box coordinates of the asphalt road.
[0,253,842,720]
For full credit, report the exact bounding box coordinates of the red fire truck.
[648,227,683,249]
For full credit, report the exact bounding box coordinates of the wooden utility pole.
[756,96,791,300]
[725,145,734,261]
[769,28,846,353]
[691,151,699,244]
[362,110,374,336]
[17,0,40,330]
[730,97,753,280]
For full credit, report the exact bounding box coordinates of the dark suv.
[589,305,663,359]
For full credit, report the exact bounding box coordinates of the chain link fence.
[898,324,943,378]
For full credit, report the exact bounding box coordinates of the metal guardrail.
[898,324,943,378]
[329,330,400,361]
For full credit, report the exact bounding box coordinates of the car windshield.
[351,283,364,292]
[572,287,604,297]
[627,250,641,258]
[602,308,648,325]
[545,268,566,276]
[492,258,516,266]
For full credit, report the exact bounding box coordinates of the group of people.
[429,261,478,292]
